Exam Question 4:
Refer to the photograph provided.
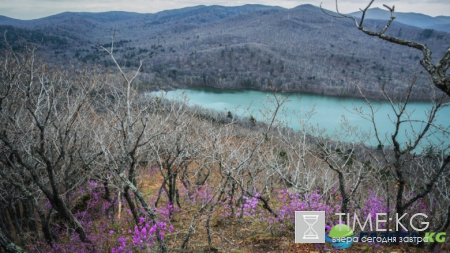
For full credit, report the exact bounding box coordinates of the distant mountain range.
[348,7,450,33]
[0,4,448,100]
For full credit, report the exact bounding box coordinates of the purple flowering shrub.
[111,218,173,253]
[29,180,174,253]
[30,181,119,253]
[185,184,214,204]
[231,189,340,234]
[27,176,434,252]
[228,187,432,237]
[109,194,175,252]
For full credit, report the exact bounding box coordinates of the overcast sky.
[1,0,449,20]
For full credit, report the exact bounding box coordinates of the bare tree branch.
[323,0,450,96]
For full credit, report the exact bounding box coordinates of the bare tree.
[322,0,450,96]
[150,97,201,210]
[0,43,105,246]
[0,229,24,253]
[351,75,450,249]
[95,36,170,252]
[314,140,368,214]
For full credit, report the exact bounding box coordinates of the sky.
[1,0,449,20]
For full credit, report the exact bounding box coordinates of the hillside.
[348,7,450,33]
[1,43,450,252]
[0,4,449,99]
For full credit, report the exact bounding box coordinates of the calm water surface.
[153,87,450,150]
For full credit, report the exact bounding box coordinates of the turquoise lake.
[151,88,450,151]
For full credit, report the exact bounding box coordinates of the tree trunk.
[0,229,25,253]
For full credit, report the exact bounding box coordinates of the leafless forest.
[1,2,450,253]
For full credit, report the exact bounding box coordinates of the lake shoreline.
[148,84,448,103]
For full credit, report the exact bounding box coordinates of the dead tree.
[98,36,169,252]
[353,74,450,248]
[322,2,450,242]
[322,0,450,96]
[0,44,103,245]
[0,229,24,253]
[151,99,199,210]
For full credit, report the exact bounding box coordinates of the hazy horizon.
[1,0,449,20]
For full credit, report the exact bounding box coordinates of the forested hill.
[349,7,450,33]
[1,4,449,100]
